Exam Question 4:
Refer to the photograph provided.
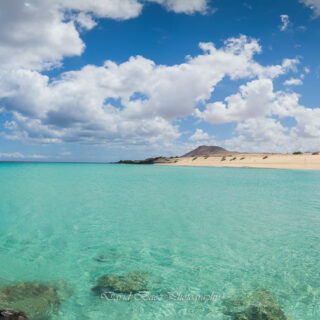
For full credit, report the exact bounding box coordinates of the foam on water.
[0,163,319,319]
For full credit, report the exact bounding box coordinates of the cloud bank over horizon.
[0,0,319,160]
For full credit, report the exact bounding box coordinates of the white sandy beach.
[158,153,320,170]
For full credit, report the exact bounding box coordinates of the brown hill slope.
[183,145,229,157]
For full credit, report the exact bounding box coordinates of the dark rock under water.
[0,309,28,320]
[222,289,287,320]
[94,250,124,263]
[92,271,149,295]
[0,281,70,320]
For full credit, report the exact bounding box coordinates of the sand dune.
[157,153,320,170]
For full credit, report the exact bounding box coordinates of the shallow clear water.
[0,163,319,319]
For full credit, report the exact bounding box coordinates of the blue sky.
[0,0,319,161]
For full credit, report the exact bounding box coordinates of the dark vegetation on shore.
[116,146,230,164]
[117,157,173,165]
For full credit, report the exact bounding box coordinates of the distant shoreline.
[155,153,320,170]
[1,153,320,170]
[0,161,111,164]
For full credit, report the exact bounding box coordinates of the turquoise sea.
[0,163,319,319]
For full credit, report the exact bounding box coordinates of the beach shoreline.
[155,153,320,170]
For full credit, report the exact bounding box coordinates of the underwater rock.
[0,310,28,320]
[92,271,149,295]
[0,281,67,320]
[94,251,123,263]
[222,289,287,320]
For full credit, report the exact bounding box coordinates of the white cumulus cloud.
[0,0,209,71]
[224,118,291,153]
[148,0,208,14]
[197,79,275,124]
[283,78,303,86]
[1,35,296,146]
[189,129,209,141]
[200,78,320,152]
